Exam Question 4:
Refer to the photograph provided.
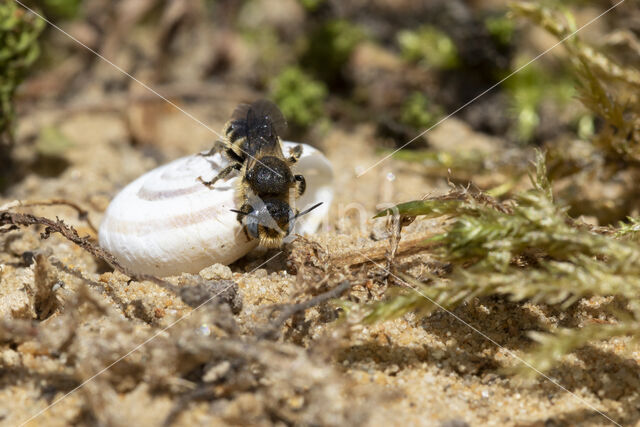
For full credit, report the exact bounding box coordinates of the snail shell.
[99,142,333,276]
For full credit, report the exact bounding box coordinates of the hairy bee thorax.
[245,156,294,196]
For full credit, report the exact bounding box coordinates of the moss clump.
[400,92,442,130]
[270,67,327,129]
[397,25,459,70]
[301,19,365,85]
[381,149,490,181]
[0,2,44,142]
[503,58,576,142]
[485,14,515,47]
[35,125,74,157]
[298,0,325,12]
[40,0,82,20]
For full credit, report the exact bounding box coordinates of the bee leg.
[241,226,252,241]
[234,203,254,241]
[293,174,306,197]
[287,144,303,164]
[197,162,240,188]
[198,140,226,157]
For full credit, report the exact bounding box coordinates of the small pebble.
[253,268,268,278]
[199,264,233,280]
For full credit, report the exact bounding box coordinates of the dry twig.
[7,199,99,234]
[330,230,439,267]
[0,210,178,294]
[260,280,353,339]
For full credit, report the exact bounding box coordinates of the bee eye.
[245,216,259,238]
[248,223,259,238]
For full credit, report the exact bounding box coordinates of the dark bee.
[199,100,321,247]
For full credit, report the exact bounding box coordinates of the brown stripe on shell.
[136,183,206,201]
[105,204,232,236]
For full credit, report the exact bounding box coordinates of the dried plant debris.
[31,252,63,320]
[1,284,373,426]
[364,151,640,377]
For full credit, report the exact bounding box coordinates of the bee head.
[232,200,323,248]
[235,199,293,248]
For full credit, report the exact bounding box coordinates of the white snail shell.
[99,142,333,276]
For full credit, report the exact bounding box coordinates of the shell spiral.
[99,142,333,276]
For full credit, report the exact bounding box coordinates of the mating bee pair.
[199,100,321,247]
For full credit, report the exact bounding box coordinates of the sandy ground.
[1,96,639,427]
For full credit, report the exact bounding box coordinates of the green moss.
[504,58,576,142]
[298,0,325,12]
[35,125,74,156]
[270,67,327,129]
[485,14,515,46]
[400,92,442,130]
[385,148,485,174]
[576,114,594,140]
[397,25,459,70]
[40,0,82,20]
[301,19,365,84]
[240,27,287,83]
[0,2,44,141]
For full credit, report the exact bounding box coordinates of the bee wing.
[243,141,286,177]
[248,100,287,136]
[243,154,259,172]
[230,103,252,121]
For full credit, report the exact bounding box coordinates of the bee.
[199,100,322,247]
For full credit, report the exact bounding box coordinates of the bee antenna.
[292,202,323,220]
